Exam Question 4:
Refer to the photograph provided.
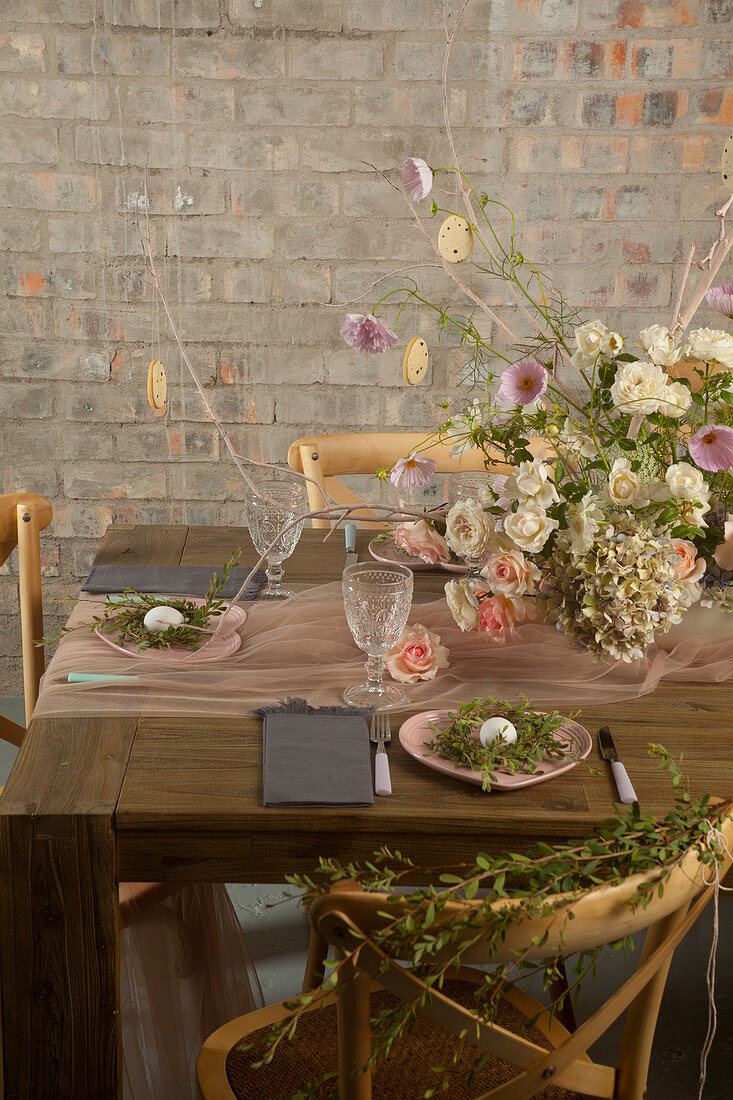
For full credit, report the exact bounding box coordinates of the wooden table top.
[6,524,732,883]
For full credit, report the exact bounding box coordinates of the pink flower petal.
[399,157,433,201]
[340,313,398,354]
[389,453,438,489]
[498,359,548,407]
[688,423,733,472]
[705,283,733,320]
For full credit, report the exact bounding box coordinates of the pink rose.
[481,548,539,597]
[393,519,449,565]
[386,623,449,684]
[670,538,705,583]
[476,594,525,641]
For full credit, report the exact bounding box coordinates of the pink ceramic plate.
[398,710,592,791]
[95,600,247,663]
[369,537,467,574]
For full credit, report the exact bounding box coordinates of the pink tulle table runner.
[34,582,733,720]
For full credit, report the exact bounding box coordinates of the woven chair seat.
[225,978,586,1099]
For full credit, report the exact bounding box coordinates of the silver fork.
[370,712,392,797]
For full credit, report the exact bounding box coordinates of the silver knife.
[598,726,638,804]
[344,523,358,569]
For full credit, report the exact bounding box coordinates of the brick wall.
[1,0,731,691]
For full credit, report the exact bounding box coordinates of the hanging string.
[697,818,733,1099]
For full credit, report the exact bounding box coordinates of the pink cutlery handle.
[375,751,392,797]
[611,760,637,804]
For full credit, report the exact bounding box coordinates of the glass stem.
[266,561,283,593]
[365,654,384,687]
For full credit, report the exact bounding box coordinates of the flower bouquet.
[342,146,733,660]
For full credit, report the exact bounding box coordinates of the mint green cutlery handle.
[68,673,140,683]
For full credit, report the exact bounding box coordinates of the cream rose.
[393,519,449,565]
[601,331,624,355]
[657,380,691,419]
[605,457,650,508]
[559,418,596,459]
[610,360,668,415]
[503,458,559,510]
[503,500,559,554]
[680,327,733,369]
[481,547,539,597]
[444,577,479,631]
[574,319,608,359]
[638,324,680,368]
[445,498,493,559]
[665,462,709,501]
[386,623,449,684]
[567,492,603,555]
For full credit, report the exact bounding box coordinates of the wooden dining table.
[0,522,731,1099]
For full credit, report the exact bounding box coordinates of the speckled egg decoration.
[722,134,733,184]
[438,215,473,263]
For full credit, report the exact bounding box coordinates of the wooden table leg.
[0,812,121,1099]
[0,716,138,1100]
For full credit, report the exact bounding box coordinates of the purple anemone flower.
[340,313,398,354]
[399,157,433,202]
[688,423,733,472]
[705,283,733,320]
[389,452,438,490]
[498,359,549,406]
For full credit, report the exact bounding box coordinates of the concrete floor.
[1,696,729,1098]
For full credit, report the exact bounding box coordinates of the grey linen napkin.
[82,564,266,601]
[257,698,374,808]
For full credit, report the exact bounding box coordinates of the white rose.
[444,578,479,632]
[574,319,608,360]
[503,500,559,554]
[665,462,709,501]
[567,492,604,555]
[680,327,733,369]
[559,418,596,459]
[503,458,559,510]
[610,360,668,415]
[605,457,650,508]
[445,498,493,559]
[638,324,680,368]
[656,380,691,419]
[601,331,624,355]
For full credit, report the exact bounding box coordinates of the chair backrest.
[287,432,518,530]
[310,811,732,1098]
[0,493,53,730]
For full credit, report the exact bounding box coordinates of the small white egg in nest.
[143,605,186,633]
[479,716,518,748]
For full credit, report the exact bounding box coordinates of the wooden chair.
[197,811,733,1100]
[0,493,53,744]
[287,432,523,530]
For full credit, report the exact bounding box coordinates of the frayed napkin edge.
[254,696,374,719]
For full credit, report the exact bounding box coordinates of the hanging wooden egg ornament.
[438,214,473,263]
[147,358,167,412]
[722,134,733,184]
[403,336,429,385]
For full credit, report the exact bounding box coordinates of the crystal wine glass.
[342,562,413,709]
[447,472,494,583]
[245,475,307,599]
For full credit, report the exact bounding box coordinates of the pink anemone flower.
[399,157,433,201]
[688,423,733,472]
[705,283,733,320]
[340,313,398,354]
[498,359,549,406]
[389,452,438,490]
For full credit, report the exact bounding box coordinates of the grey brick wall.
[1,0,732,690]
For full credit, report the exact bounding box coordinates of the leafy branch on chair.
[244,746,731,1099]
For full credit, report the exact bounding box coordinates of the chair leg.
[336,949,372,1100]
[616,908,688,1100]
[303,924,329,993]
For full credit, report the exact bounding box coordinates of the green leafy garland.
[426,693,582,791]
[248,747,730,1100]
[38,548,242,652]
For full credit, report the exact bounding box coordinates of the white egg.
[143,605,186,633]
[479,716,518,748]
